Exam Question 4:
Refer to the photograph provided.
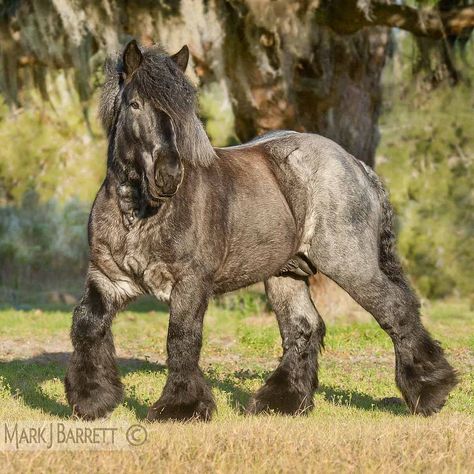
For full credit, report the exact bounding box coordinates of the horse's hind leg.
[248,275,325,415]
[323,267,456,415]
[308,224,458,415]
[298,152,458,415]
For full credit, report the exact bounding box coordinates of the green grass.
[0,296,472,471]
[0,297,472,419]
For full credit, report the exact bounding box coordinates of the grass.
[0,293,472,472]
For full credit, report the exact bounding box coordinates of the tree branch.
[371,3,474,38]
[320,1,474,39]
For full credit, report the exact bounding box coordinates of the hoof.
[398,346,458,416]
[65,354,124,421]
[65,375,124,421]
[405,370,458,416]
[147,398,215,422]
[147,371,216,422]
[247,379,314,416]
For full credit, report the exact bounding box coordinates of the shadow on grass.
[319,385,407,415]
[0,353,252,419]
[0,353,166,419]
[0,354,407,419]
[206,369,257,414]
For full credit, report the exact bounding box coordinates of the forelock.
[133,47,197,120]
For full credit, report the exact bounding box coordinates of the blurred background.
[0,0,472,312]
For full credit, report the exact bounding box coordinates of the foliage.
[378,37,473,298]
[0,75,105,204]
[199,82,237,147]
[0,191,89,291]
[0,73,104,298]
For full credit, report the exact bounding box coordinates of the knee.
[71,281,111,346]
[293,313,325,353]
[71,304,107,346]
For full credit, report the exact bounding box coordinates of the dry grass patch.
[1,415,473,473]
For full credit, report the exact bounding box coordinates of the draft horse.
[65,40,457,421]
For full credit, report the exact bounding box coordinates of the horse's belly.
[213,194,297,293]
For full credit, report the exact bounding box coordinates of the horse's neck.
[104,144,142,226]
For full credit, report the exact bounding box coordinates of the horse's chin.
[146,186,178,205]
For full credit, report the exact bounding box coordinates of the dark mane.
[99,44,216,167]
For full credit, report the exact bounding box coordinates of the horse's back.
[215,130,381,264]
[217,130,360,175]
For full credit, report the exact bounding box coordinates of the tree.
[0,1,472,165]
[0,0,472,302]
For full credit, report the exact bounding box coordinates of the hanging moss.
[0,0,216,107]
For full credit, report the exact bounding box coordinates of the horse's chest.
[116,234,174,303]
[142,263,174,302]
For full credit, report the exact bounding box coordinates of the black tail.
[363,165,409,288]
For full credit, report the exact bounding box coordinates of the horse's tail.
[363,165,409,288]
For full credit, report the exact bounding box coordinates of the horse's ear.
[123,39,143,77]
[170,45,189,72]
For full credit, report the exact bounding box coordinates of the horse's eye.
[130,101,140,110]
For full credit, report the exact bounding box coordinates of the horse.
[64,40,457,421]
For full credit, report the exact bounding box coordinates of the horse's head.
[101,40,215,205]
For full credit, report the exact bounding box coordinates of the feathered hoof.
[247,380,314,416]
[147,398,216,422]
[398,353,458,416]
[147,372,216,422]
[65,374,124,421]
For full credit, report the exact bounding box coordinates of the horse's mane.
[99,44,216,167]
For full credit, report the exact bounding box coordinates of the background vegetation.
[378,33,474,299]
[0,31,472,303]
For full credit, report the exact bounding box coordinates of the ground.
[0,290,472,472]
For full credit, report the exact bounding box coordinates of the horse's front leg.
[147,277,216,422]
[65,267,135,420]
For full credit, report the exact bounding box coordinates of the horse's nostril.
[170,165,181,178]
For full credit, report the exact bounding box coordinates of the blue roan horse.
[65,40,457,421]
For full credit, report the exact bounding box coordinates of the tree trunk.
[218,1,390,166]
